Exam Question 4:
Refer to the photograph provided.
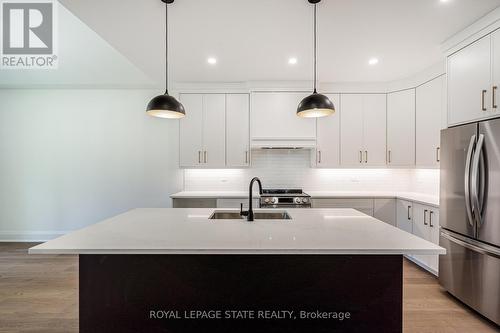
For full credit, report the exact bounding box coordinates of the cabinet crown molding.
[442,7,500,56]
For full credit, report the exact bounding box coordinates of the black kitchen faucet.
[240,177,263,221]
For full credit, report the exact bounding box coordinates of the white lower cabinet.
[396,199,413,234]
[373,198,396,226]
[396,199,440,275]
[411,204,440,273]
[217,198,259,209]
[311,198,374,216]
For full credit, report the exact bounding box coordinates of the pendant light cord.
[165,2,169,94]
[313,3,317,94]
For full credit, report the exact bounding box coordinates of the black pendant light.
[146,0,185,119]
[297,0,335,118]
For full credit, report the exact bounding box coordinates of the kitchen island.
[30,208,445,333]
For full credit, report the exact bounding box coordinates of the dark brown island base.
[80,255,402,333]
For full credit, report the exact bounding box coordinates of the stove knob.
[264,198,270,203]
[295,197,301,204]
[272,197,278,204]
[302,198,309,204]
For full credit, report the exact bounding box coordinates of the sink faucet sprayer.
[240,177,263,222]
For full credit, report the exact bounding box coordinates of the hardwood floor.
[0,243,498,333]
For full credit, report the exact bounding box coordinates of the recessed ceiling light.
[288,57,298,65]
[440,0,450,2]
[368,58,379,66]
[207,57,217,65]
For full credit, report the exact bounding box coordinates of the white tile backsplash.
[183,150,439,195]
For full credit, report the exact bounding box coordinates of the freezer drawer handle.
[424,209,428,225]
[441,231,500,259]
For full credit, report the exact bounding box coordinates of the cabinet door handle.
[482,90,487,111]
[436,147,440,162]
[359,151,363,163]
[407,205,411,220]
[318,150,322,164]
[364,151,368,163]
[245,151,248,164]
[424,209,428,226]
[429,211,434,227]
[198,151,202,164]
[388,150,392,164]
[493,86,498,109]
[204,151,207,163]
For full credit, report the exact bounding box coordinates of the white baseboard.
[404,255,438,277]
[0,231,69,242]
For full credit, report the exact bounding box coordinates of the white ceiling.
[0,3,153,87]
[59,0,500,85]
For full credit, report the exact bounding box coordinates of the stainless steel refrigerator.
[440,118,500,325]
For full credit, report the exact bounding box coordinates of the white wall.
[183,150,439,195]
[0,89,181,241]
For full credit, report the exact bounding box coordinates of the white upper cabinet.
[362,94,387,166]
[315,94,340,168]
[341,94,387,166]
[202,94,226,167]
[251,92,316,142]
[416,76,445,167]
[341,94,364,165]
[387,89,416,166]
[179,94,226,168]
[179,94,204,167]
[493,29,500,115]
[447,35,496,126]
[226,94,250,167]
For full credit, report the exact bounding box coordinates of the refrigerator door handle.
[464,135,476,227]
[471,134,485,228]
[441,230,500,259]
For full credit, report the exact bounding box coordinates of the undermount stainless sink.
[209,211,244,220]
[209,210,291,220]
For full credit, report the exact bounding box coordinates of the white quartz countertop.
[170,191,439,207]
[29,208,445,255]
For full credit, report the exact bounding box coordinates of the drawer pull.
[493,86,498,109]
[482,89,487,111]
